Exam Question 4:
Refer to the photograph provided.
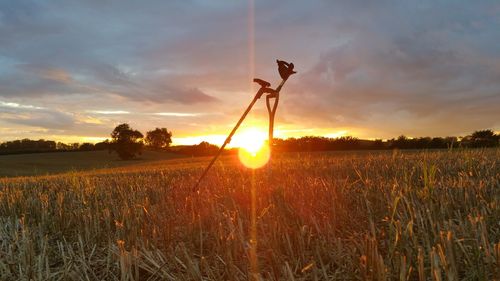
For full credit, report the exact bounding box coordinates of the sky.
[1,0,499,146]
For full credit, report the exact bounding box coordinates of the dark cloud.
[0,1,223,104]
[87,64,220,104]
[0,62,219,104]
[0,63,77,98]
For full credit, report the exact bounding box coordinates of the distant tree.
[79,143,95,151]
[430,137,445,149]
[56,142,72,150]
[94,139,110,150]
[414,137,431,149]
[335,136,359,150]
[0,139,56,153]
[109,123,144,160]
[372,139,385,149]
[176,141,219,156]
[145,128,172,150]
[471,129,495,140]
[444,136,458,149]
[392,135,409,149]
[469,129,498,147]
[195,141,219,155]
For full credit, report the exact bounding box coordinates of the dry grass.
[0,149,498,280]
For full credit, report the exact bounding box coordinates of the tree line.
[0,124,173,158]
[0,138,112,155]
[0,127,498,158]
[273,129,498,152]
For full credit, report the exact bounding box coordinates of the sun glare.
[236,128,270,169]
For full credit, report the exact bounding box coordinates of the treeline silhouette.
[0,139,110,155]
[0,129,497,156]
[171,141,220,156]
[273,129,498,152]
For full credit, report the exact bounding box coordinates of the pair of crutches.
[192,60,296,192]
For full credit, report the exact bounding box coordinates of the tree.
[109,123,144,160]
[470,129,498,147]
[195,141,219,156]
[94,139,110,150]
[176,141,219,156]
[79,143,95,151]
[392,135,409,149]
[145,128,172,150]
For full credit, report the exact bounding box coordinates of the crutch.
[192,60,296,192]
[192,79,274,192]
[266,60,296,149]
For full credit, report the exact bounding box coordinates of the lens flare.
[238,142,270,169]
[235,127,270,169]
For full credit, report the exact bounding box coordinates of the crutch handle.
[253,78,271,88]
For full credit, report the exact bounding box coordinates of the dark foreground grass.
[0,149,498,280]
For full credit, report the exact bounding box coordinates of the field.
[0,149,498,280]
[0,150,184,177]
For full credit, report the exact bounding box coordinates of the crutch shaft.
[192,91,261,192]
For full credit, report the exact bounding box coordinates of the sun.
[234,128,271,169]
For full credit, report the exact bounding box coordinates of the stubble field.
[0,149,498,280]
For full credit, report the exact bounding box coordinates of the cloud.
[149,86,218,104]
[86,110,200,117]
[0,101,110,137]
[0,106,75,129]
[153,112,199,117]
[0,62,219,104]
[19,64,73,83]
[87,110,130,115]
[0,101,44,110]
[0,64,77,98]
[279,1,500,136]
[90,64,220,104]
[0,1,499,140]
[0,1,223,104]
[4,112,74,129]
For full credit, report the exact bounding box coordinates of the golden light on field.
[236,128,270,169]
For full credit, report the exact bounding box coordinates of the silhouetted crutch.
[192,60,296,192]
[267,60,296,148]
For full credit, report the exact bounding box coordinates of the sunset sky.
[1,1,499,146]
